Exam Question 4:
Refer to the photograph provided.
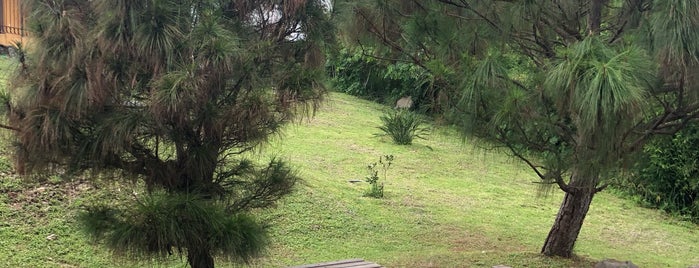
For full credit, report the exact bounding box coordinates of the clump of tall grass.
[376,110,429,145]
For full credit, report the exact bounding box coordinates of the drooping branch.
[0,123,20,131]
[356,40,420,64]
[625,102,699,153]
[594,183,608,193]
[496,128,573,193]
[354,8,428,69]
[434,0,502,32]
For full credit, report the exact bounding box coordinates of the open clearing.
[1,92,698,267]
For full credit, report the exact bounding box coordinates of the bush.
[618,123,699,222]
[327,48,432,110]
[377,110,429,145]
[363,155,394,198]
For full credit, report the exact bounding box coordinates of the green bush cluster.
[618,123,699,222]
[327,48,431,110]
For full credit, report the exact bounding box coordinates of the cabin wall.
[0,0,25,47]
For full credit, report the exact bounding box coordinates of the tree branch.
[434,0,502,32]
[0,123,20,131]
[595,183,609,193]
[354,8,428,69]
[496,128,573,193]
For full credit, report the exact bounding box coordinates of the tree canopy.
[6,0,335,267]
[341,0,699,257]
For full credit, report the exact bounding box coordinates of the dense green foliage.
[5,0,334,267]
[79,192,268,261]
[617,124,699,222]
[341,0,699,257]
[3,0,699,265]
[328,48,436,112]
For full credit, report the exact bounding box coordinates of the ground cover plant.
[4,92,696,267]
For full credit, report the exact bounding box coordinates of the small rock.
[492,265,512,268]
[46,234,58,241]
[594,259,638,268]
[395,96,413,109]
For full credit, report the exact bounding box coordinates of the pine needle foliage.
[6,0,335,267]
[341,0,699,258]
[544,37,656,168]
[80,192,267,262]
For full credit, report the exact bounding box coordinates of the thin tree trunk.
[541,187,596,257]
[588,0,605,35]
[187,247,215,268]
[541,168,598,257]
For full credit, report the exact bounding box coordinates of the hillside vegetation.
[1,92,699,267]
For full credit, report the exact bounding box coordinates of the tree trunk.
[541,168,599,257]
[187,247,215,268]
[588,0,605,35]
[541,188,596,257]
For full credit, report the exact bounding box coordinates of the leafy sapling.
[364,155,394,198]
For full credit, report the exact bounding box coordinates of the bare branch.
[434,0,502,32]
[0,123,20,131]
[495,128,573,193]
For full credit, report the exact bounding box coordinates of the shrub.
[617,123,699,222]
[364,155,394,198]
[377,110,429,145]
[327,48,433,110]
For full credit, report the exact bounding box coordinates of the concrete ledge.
[288,258,383,268]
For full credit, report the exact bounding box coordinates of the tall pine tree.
[343,0,699,257]
[6,0,334,267]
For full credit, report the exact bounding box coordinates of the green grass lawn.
[1,92,698,267]
[0,55,17,89]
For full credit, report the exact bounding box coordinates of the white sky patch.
[247,0,334,41]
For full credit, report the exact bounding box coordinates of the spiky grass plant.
[377,110,429,145]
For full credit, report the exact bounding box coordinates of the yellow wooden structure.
[0,0,25,47]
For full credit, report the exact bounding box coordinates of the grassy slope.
[0,91,697,267]
[252,93,699,267]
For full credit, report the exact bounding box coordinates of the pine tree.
[6,0,334,267]
[343,0,699,257]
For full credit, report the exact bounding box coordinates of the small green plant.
[376,110,429,145]
[364,155,394,198]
